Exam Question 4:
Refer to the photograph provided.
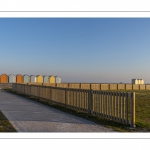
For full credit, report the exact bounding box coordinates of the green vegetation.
[4,89,150,132]
[130,90,150,131]
[111,90,150,132]
[0,109,17,132]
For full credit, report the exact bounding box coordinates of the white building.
[9,74,16,83]
[132,79,144,84]
[55,76,61,83]
[139,79,144,84]
[30,75,37,83]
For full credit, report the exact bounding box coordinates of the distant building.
[16,74,23,83]
[43,75,49,83]
[132,79,138,84]
[49,75,55,83]
[139,79,144,84]
[9,74,16,83]
[132,79,144,84]
[55,76,61,83]
[30,75,37,83]
[23,74,30,83]
[0,74,8,83]
[36,75,43,83]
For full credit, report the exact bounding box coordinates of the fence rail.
[12,83,135,128]
[32,83,150,90]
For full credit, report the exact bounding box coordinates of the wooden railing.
[31,83,149,90]
[12,83,136,128]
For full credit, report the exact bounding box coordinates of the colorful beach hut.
[23,74,30,83]
[16,74,23,83]
[0,74,8,83]
[30,75,37,83]
[9,74,16,83]
[49,75,55,83]
[36,75,43,83]
[55,76,61,83]
[43,75,49,83]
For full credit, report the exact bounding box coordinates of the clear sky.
[0,18,150,83]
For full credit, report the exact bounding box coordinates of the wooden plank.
[131,92,136,128]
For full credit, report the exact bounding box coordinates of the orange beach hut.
[0,74,8,83]
[16,74,23,83]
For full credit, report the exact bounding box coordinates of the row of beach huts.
[0,74,61,83]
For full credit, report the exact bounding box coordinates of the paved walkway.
[0,89,117,132]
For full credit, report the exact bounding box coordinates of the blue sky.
[0,18,150,83]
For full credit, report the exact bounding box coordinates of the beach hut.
[49,75,55,83]
[0,74,8,83]
[16,74,23,83]
[23,74,30,83]
[43,75,49,83]
[30,75,37,83]
[9,74,16,83]
[36,75,43,83]
[139,79,144,84]
[55,76,61,83]
[132,79,139,84]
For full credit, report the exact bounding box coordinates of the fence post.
[99,84,101,90]
[90,84,92,90]
[88,89,93,114]
[126,92,128,124]
[79,83,81,89]
[38,86,40,98]
[92,90,94,113]
[24,84,25,94]
[65,88,68,107]
[131,92,136,128]
[30,85,31,96]
[12,83,14,92]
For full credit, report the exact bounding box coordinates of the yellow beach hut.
[36,75,43,83]
[49,75,55,83]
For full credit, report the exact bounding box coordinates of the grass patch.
[0,109,17,132]
[112,90,150,132]
[133,90,150,131]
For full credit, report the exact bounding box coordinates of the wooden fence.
[25,83,150,90]
[12,83,136,128]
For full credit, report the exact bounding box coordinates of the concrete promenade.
[0,89,117,132]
